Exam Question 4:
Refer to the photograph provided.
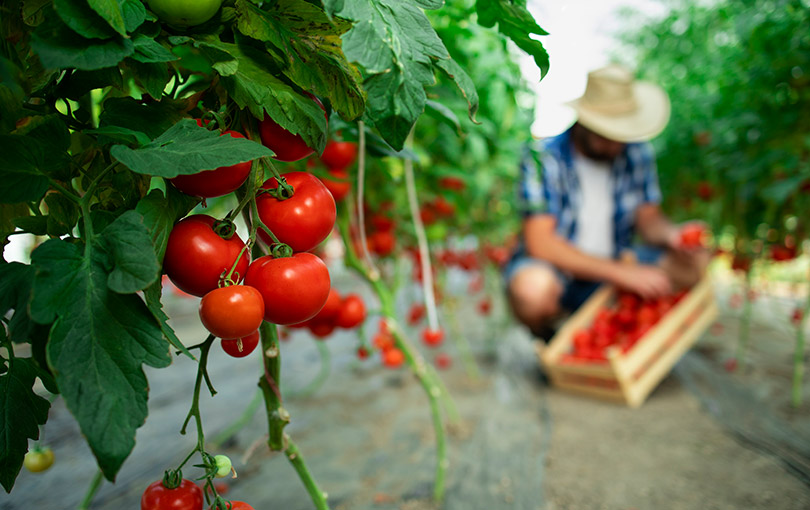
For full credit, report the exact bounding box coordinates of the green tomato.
[148,0,223,28]
[214,454,232,478]
[24,447,54,473]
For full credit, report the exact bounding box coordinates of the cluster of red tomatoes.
[287,288,367,338]
[362,320,449,370]
[359,205,397,257]
[562,290,688,363]
[310,140,358,202]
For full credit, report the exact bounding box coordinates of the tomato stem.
[354,121,381,279]
[77,469,104,510]
[284,436,330,510]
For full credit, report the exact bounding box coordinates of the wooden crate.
[536,274,718,407]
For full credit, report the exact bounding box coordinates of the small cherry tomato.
[382,347,405,368]
[256,172,337,253]
[244,253,331,325]
[23,447,54,473]
[356,346,370,360]
[214,455,233,478]
[373,332,395,352]
[435,353,452,370]
[199,285,265,339]
[141,478,203,510]
[319,141,358,168]
[163,215,250,297]
[308,321,336,338]
[422,328,444,348]
[221,331,260,358]
[335,294,366,329]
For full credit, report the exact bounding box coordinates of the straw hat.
[567,65,671,143]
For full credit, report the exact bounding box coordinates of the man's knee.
[508,265,563,323]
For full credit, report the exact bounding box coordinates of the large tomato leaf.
[0,135,64,204]
[29,237,172,481]
[434,58,479,123]
[44,193,80,237]
[99,97,185,139]
[111,118,275,177]
[53,0,118,40]
[126,59,170,100]
[30,12,134,71]
[0,262,36,344]
[58,67,124,101]
[0,358,52,493]
[86,0,128,36]
[0,204,29,250]
[196,40,329,154]
[329,0,469,150]
[475,0,550,78]
[131,34,178,63]
[99,210,161,294]
[235,0,365,121]
[143,280,194,361]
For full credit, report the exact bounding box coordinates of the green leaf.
[144,280,194,360]
[121,0,147,32]
[30,238,172,481]
[87,0,128,36]
[425,99,461,135]
[127,59,169,99]
[44,193,79,237]
[235,0,365,121]
[16,114,71,153]
[99,210,161,293]
[475,0,550,78]
[111,118,275,177]
[0,135,56,203]
[196,40,328,153]
[30,13,134,70]
[53,0,118,40]
[434,58,479,123]
[334,0,452,149]
[0,262,36,344]
[131,33,179,63]
[135,188,198,263]
[58,67,124,101]
[87,125,152,147]
[99,96,186,139]
[0,358,52,493]
[1,203,29,250]
[13,215,48,236]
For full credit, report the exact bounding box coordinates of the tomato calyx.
[161,468,185,490]
[212,218,237,240]
[259,179,296,201]
[270,243,294,258]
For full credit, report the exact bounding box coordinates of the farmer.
[505,64,709,340]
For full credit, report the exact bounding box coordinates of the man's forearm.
[636,203,677,247]
[526,234,620,283]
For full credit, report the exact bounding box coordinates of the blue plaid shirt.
[517,126,662,258]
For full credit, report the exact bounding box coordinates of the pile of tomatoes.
[561,289,688,363]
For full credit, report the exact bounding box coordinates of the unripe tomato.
[319,141,358,168]
[163,215,250,297]
[256,172,336,253]
[221,331,260,358]
[141,478,203,510]
[214,455,232,478]
[422,328,444,347]
[199,285,265,339]
[335,294,366,329]
[148,0,222,28]
[170,125,252,198]
[244,253,331,325]
[23,447,54,473]
[259,96,326,162]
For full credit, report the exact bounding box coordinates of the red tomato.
[309,288,342,324]
[420,206,437,226]
[477,298,492,315]
[356,346,370,360]
[163,215,250,297]
[336,294,366,328]
[373,332,395,351]
[169,124,252,198]
[256,172,337,252]
[572,330,592,351]
[321,168,351,201]
[770,245,796,262]
[141,479,203,510]
[438,176,466,191]
[422,328,444,348]
[382,347,405,368]
[408,304,425,325]
[435,352,452,370]
[679,224,705,249]
[431,196,455,217]
[319,141,357,168]
[637,304,659,326]
[697,181,714,200]
[259,96,326,162]
[308,320,336,338]
[617,292,640,310]
[730,253,751,273]
[199,285,264,339]
[792,308,804,326]
[368,230,395,257]
[370,214,395,232]
[244,253,331,325]
[221,331,260,358]
[227,503,255,510]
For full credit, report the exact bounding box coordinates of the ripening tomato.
[335,294,366,328]
[163,215,250,297]
[221,331,260,358]
[259,96,326,162]
[199,285,265,339]
[23,447,54,473]
[422,328,444,348]
[141,478,203,510]
[256,172,336,252]
[319,141,358,168]
[793,308,804,326]
[382,347,405,368]
[320,168,351,201]
[244,253,331,325]
[697,181,714,201]
[148,0,222,28]
[169,124,252,198]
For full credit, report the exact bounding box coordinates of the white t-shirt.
[573,152,614,259]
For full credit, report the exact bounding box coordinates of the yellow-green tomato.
[148,0,223,28]
[24,447,54,473]
[214,454,232,478]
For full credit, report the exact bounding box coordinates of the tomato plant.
[163,215,250,297]
[244,253,331,325]
[256,172,337,253]
[199,286,265,339]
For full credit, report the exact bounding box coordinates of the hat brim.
[566,81,671,143]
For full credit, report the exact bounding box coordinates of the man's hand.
[609,264,672,300]
[667,221,710,253]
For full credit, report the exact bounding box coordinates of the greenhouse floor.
[6,276,810,510]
